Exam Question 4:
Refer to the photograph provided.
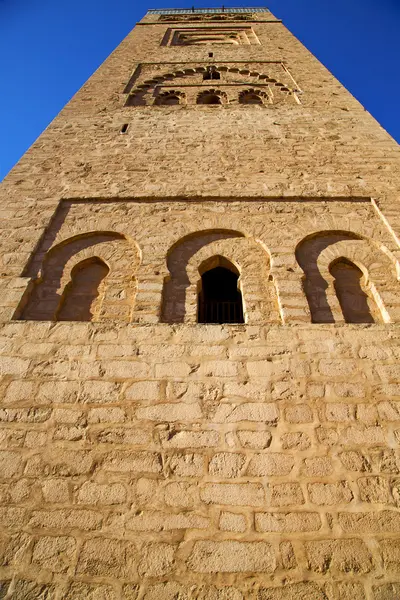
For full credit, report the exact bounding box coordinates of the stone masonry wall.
[0,322,400,599]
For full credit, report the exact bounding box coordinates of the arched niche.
[161,230,279,324]
[295,230,399,323]
[18,232,141,322]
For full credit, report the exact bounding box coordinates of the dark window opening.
[209,52,214,57]
[203,66,220,80]
[197,93,223,105]
[120,123,129,133]
[198,264,244,324]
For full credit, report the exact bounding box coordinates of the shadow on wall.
[17,232,140,322]
[295,230,399,324]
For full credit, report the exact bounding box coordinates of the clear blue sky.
[1,0,399,180]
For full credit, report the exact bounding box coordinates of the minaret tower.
[1,7,400,599]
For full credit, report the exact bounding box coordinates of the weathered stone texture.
[1,4,400,599]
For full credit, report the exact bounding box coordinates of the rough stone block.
[305,538,373,574]
[209,452,246,477]
[247,453,294,476]
[32,535,76,573]
[201,482,265,506]
[308,481,353,505]
[255,511,321,532]
[77,538,137,577]
[219,511,247,532]
[187,540,275,573]
[212,403,279,424]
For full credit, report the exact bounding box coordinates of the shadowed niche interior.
[56,258,110,322]
[198,259,244,324]
[329,258,375,323]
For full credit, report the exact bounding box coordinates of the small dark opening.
[209,52,214,57]
[198,266,244,324]
[198,93,222,105]
[203,67,220,80]
[120,123,129,134]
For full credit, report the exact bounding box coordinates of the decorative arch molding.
[295,230,400,323]
[19,232,141,322]
[162,229,279,324]
[126,65,296,106]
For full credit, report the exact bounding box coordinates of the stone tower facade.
[1,6,400,599]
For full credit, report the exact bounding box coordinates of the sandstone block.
[29,509,102,530]
[373,583,400,600]
[271,482,304,506]
[167,452,204,477]
[65,582,117,600]
[201,482,265,506]
[247,453,294,476]
[0,451,23,478]
[339,451,371,472]
[125,380,161,401]
[339,425,386,445]
[102,451,162,474]
[138,542,176,577]
[212,403,279,424]
[136,403,202,421]
[281,432,310,450]
[302,457,333,477]
[155,362,191,378]
[142,582,191,600]
[358,476,392,504]
[77,482,126,505]
[41,479,69,503]
[379,539,400,572]
[7,580,55,600]
[325,403,354,422]
[88,407,125,423]
[324,582,366,600]
[126,510,209,531]
[237,430,272,449]
[255,511,321,532]
[257,582,326,600]
[308,482,353,505]
[280,542,296,570]
[319,359,356,377]
[32,535,76,573]
[209,452,246,477]
[219,511,247,532]
[160,429,219,448]
[200,360,238,377]
[338,510,400,532]
[164,482,198,508]
[305,538,372,574]
[284,404,313,423]
[77,538,137,577]
[188,540,275,573]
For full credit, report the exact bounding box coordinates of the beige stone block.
[102,451,162,474]
[160,429,219,448]
[77,482,126,505]
[280,541,296,570]
[305,538,372,574]
[281,432,310,450]
[47,449,94,476]
[154,362,191,378]
[136,402,202,421]
[339,425,386,445]
[339,451,371,472]
[255,511,321,532]
[202,587,243,600]
[138,542,176,577]
[101,360,151,378]
[29,508,102,530]
[284,404,313,423]
[7,580,55,600]
[213,403,279,424]
[32,535,76,573]
[65,582,117,600]
[219,511,247,532]
[209,452,246,477]
[79,380,120,403]
[379,539,400,572]
[4,380,36,404]
[377,402,400,421]
[247,453,294,476]
[319,359,357,377]
[257,582,325,600]
[167,452,204,477]
[324,582,366,600]
[52,408,84,424]
[302,456,333,477]
[164,482,199,508]
[308,481,353,505]
[126,510,209,531]
[373,583,400,600]
[0,356,30,376]
[88,407,125,423]
[41,479,69,503]
[325,403,354,422]
[0,451,23,478]
[271,482,304,506]
[187,540,275,573]
[200,360,238,377]
[358,476,392,504]
[77,538,137,577]
[0,507,25,528]
[123,585,140,600]
[96,427,151,445]
[125,380,161,401]
[247,358,289,378]
[316,427,339,446]
[201,482,265,506]
[338,510,400,532]
[142,582,191,600]
[237,430,272,449]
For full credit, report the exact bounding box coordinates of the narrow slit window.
[120,123,129,134]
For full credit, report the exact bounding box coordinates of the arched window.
[203,66,221,80]
[155,91,184,106]
[57,258,109,322]
[197,89,227,105]
[329,259,375,323]
[198,257,244,324]
[239,89,268,105]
